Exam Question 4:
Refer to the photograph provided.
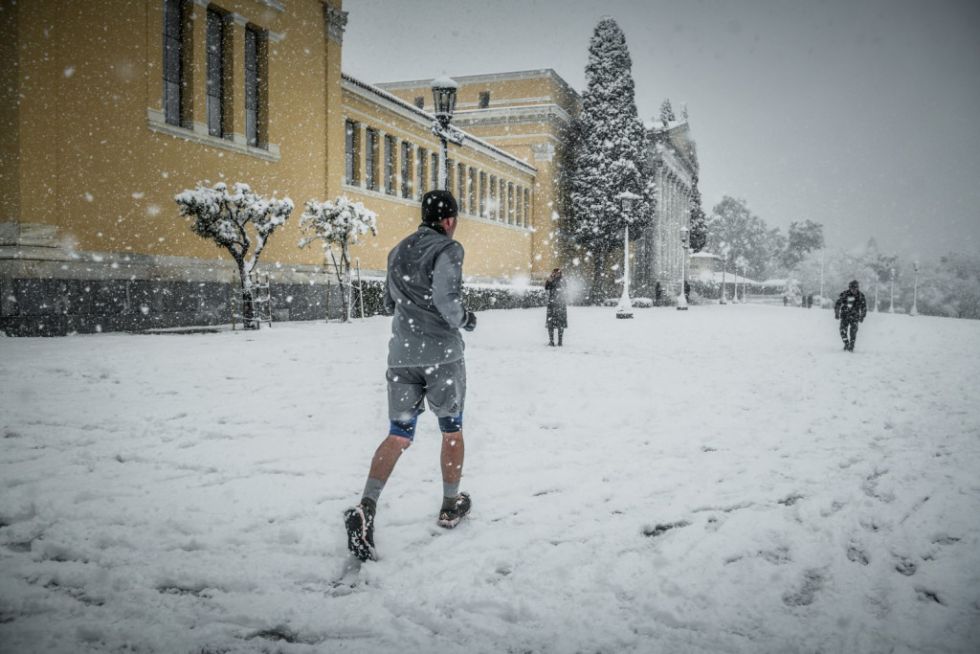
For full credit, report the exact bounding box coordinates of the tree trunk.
[236,258,258,330]
[589,249,606,305]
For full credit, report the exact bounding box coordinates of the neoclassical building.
[637,118,699,300]
[0,0,575,334]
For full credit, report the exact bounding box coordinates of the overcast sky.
[343,0,980,259]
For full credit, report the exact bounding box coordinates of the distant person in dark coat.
[834,280,868,352]
[807,294,814,308]
[545,268,567,346]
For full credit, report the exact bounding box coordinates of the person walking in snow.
[834,280,867,352]
[344,190,477,562]
[545,268,567,346]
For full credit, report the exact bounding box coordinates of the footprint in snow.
[846,542,870,565]
[782,569,826,607]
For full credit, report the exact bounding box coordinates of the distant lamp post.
[430,75,464,190]
[889,267,895,313]
[615,191,641,319]
[910,261,919,316]
[677,225,690,310]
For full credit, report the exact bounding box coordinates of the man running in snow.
[344,190,477,561]
[834,279,867,352]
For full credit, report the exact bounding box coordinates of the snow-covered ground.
[1,304,979,653]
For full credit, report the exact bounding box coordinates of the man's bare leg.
[441,430,464,492]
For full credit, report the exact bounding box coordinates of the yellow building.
[378,70,580,279]
[0,1,578,335]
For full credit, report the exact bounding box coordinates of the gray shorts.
[387,360,466,422]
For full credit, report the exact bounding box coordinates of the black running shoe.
[344,503,376,561]
[437,492,471,529]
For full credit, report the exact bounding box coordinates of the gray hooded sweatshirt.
[384,224,467,367]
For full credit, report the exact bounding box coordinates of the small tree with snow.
[299,196,377,322]
[659,99,676,127]
[174,182,293,329]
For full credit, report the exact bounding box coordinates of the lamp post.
[430,76,464,191]
[615,191,641,319]
[910,261,919,316]
[677,225,690,310]
[889,267,895,313]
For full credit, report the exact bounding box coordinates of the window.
[384,135,396,195]
[446,158,454,196]
[206,9,228,138]
[414,96,425,109]
[244,25,267,148]
[417,147,427,199]
[431,152,439,190]
[365,128,378,190]
[515,185,522,226]
[457,163,466,209]
[479,91,490,108]
[524,188,531,227]
[163,0,189,126]
[401,141,413,199]
[500,178,508,222]
[345,120,360,185]
[507,182,515,224]
[489,175,497,220]
[468,168,476,215]
[479,172,487,217]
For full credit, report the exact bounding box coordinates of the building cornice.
[377,69,580,101]
[324,4,347,43]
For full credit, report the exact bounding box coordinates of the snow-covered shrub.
[174,182,293,329]
[299,196,377,322]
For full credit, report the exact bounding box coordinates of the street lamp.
[910,261,919,316]
[889,267,895,313]
[615,191,641,319]
[431,75,464,190]
[677,225,690,310]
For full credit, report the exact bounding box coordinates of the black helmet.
[421,190,458,224]
[848,280,859,290]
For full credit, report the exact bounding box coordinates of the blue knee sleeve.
[389,416,418,440]
[438,414,463,433]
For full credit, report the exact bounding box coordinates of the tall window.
[489,175,497,221]
[446,158,454,195]
[479,91,490,108]
[431,152,439,190]
[163,0,189,126]
[479,172,487,217]
[365,128,378,190]
[457,163,466,209]
[401,141,413,199]
[507,182,515,224]
[384,135,396,195]
[417,147,427,199]
[206,9,228,138]
[244,25,267,148]
[524,188,531,227]
[468,168,477,215]
[515,185,522,225]
[345,120,360,185]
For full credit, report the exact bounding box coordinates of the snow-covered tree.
[688,174,708,253]
[659,99,676,127]
[174,182,293,329]
[782,219,825,269]
[569,17,652,304]
[299,196,377,322]
[706,196,783,280]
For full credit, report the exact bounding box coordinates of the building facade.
[0,0,564,335]
[638,119,699,301]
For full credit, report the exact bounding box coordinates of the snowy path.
[1,305,979,653]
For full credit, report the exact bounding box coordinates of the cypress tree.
[569,17,651,304]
